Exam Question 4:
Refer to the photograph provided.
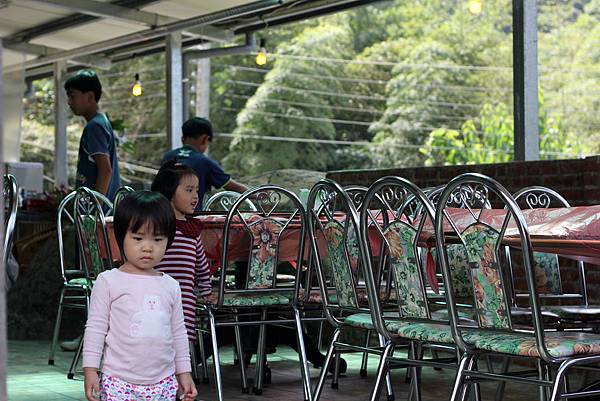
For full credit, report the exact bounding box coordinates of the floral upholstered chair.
[436,173,600,401]
[355,176,462,401]
[196,185,311,401]
[511,186,600,327]
[65,187,113,379]
[308,179,396,401]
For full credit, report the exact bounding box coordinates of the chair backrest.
[57,189,112,283]
[435,173,552,361]
[343,185,369,211]
[360,176,439,340]
[3,174,18,268]
[426,184,492,299]
[307,179,369,328]
[214,185,305,307]
[111,185,134,215]
[73,187,113,286]
[511,186,586,303]
[204,190,257,212]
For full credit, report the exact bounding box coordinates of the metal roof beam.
[4,42,111,69]
[182,25,234,43]
[28,0,176,27]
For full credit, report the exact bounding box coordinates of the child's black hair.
[113,191,176,254]
[182,117,213,140]
[151,159,198,201]
[64,69,102,102]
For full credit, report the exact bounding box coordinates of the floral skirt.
[100,374,178,401]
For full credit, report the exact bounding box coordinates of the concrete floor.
[8,340,540,401]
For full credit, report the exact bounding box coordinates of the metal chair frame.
[48,189,112,367]
[359,176,462,401]
[3,174,18,270]
[196,185,312,401]
[204,190,257,212]
[64,187,113,379]
[308,179,395,401]
[435,173,600,401]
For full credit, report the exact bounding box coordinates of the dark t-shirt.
[162,145,230,211]
[75,113,121,201]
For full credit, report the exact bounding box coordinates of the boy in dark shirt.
[162,117,246,211]
[65,70,120,201]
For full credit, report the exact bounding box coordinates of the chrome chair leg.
[48,287,66,365]
[67,336,83,380]
[450,354,472,401]
[409,342,422,401]
[233,314,249,394]
[197,327,209,384]
[331,350,341,389]
[369,342,394,401]
[360,330,371,377]
[208,311,224,401]
[494,357,510,401]
[313,328,341,401]
[189,340,198,383]
[380,334,395,401]
[294,307,313,401]
[253,309,268,395]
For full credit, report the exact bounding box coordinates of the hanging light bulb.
[132,73,142,97]
[468,0,483,14]
[256,38,267,66]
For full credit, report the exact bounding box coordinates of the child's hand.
[83,367,100,401]
[177,372,198,401]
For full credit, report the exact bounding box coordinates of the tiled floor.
[8,340,539,401]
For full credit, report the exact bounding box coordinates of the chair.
[111,185,134,214]
[511,186,599,327]
[204,190,257,212]
[356,176,461,401]
[3,174,18,271]
[436,173,600,401]
[309,178,396,401]
[62,187,113,379]
[196,185,311,401]
[48,189,112,367]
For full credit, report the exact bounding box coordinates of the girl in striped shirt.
[152,161,211,341]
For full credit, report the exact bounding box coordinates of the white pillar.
[195,46,211,119]
[54,61,68,188]
[166,32,183,150]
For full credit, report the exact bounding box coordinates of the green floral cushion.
[67,277,93,287]
[248,218,283,289]
[533,252,561,295]
[322,221,359,308]
[462,330,600,358]
[462,224,510,329]
[384,221,428,318]
[81,215,103,277]
[199,292,290,307]
[430,308,476,322]
[344,314,454,344]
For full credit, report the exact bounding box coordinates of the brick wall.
[326,155,600,206]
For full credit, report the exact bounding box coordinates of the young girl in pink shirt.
[82,191,197,401]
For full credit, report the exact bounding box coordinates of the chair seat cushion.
[430,308,476,323]
[199,292,290,307]
[344,313,454,344]
[547,306,600,322]
[67,277,92,287]
[510,307,561,326]
[461,330,600,358]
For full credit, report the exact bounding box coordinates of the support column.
[0,38,8,401]
[195,46,211,119]
[54,61,68,188]
[513,0,539,161]
[166,32,183,150]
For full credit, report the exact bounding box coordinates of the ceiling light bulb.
[256,38,267,66]
[132,73,142,97]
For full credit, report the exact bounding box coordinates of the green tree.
[419,101,586,166]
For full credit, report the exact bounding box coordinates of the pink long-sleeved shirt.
[82,269,191,385]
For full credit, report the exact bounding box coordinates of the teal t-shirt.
[75,113,121,201]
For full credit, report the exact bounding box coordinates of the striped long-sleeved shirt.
[156,218,211,340]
